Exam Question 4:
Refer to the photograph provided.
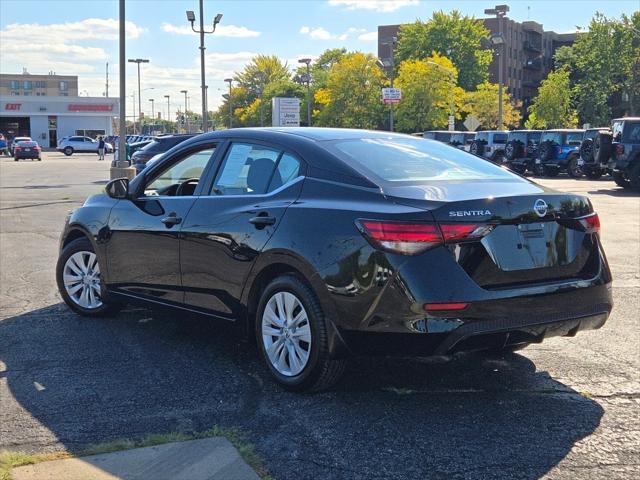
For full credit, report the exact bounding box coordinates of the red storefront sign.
[5,103,21,110]
[67,104,114,112]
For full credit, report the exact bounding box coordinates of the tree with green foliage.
[395,10,492,91]
[462,82,521,129]
[314,52,386,129]
[527,69,578,128]
[394,53,464,133]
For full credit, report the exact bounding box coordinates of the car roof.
[509,130,540,133]
[476,130,508,133]
[544,129,584,132]
[612,117,640,122]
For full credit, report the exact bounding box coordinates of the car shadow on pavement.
[1,304,604,480]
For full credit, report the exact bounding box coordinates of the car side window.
[211,143,280,195]
[267,153,301,193]
[144,147,216,197]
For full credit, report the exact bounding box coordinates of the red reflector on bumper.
[424,302,469,312]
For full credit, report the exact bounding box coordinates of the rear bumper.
[332,279,612,358]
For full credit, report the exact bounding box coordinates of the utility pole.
[105,62,109,97]
[180,90,189,133]
[186,4,222,132]
[485,4,509,130]
[149,98,155,133]
[131,91,136,133]
[298,58,312,126]
[224,78,233,128]
[164,95,170,132]
[379,37,397,132]
[127,58,149,134]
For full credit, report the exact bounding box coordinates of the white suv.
[469,130,508,163]
[57,136,113,156]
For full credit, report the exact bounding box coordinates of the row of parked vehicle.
[422,116,640,191]
[0,134,42,161]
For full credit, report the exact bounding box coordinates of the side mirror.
[105,178,130,199]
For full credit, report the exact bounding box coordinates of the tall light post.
[116,0,127,170]
[298,58,312,126]
[426,61,455,131]
[164,95,171,132]
[186,4,222,132]
[379,36,397,132]
[485,4,509,130]
[130,91,136,134]
[180,90,189,133]
[224,78,233,129]
[149,98,155,134]
[127,58,149,134]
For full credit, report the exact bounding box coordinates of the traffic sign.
[382,87,401,104]
[463,115,481,132]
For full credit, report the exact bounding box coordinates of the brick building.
[0,72,79,97]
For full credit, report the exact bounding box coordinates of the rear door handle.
[249,216,276,226]
[161,213,182,227]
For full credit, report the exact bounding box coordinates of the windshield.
[140,140,161,152]
[566,133,583,145]
[330,137,518,183]
[541,132,562,145]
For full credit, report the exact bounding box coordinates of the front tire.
[256,274,346,392]
[63,147,73,156]
[56,237,120,317]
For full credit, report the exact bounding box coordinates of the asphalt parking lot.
[1,151,638,479]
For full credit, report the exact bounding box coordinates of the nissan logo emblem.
[534,199,548,217]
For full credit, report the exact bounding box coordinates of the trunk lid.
[383,180,598,289]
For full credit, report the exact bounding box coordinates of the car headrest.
[247,157,281,193]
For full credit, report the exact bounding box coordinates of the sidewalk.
[11,437,261,480]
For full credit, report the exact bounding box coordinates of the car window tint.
[144,148,215,196]
[542,132,561,145]
[331,138,518,182]
[626,123,640,143]
[493,133,508,144]
[212,143,280,195]
[476,132,488,141]
[528,132,541,144]
[566,133,583,145]
[267,153,301,193]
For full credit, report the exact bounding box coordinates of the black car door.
[105,143,219,304]
[180,141,305,317]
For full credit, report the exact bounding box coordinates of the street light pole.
[164,95,170,132]
[127,58,149,134]
[187,4,222,133]
[426,61,455,131]
[485,4,509,130]
[180,90,189,133]
[149,98,155,132]
[117,0,127,169]
[298,58,312,126]
[224,78,233,128]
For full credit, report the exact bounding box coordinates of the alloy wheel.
[261,291,312,377]
[63,251,103,309]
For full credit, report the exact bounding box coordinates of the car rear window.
[330,137,518,182]
[509,132,527,143]
[566,133,583,145]
[493,133,508,144]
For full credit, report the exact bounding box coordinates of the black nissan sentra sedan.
[56,128,612,391]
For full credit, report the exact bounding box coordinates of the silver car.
[57,136,114,156]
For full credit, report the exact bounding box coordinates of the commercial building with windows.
[0,72,79,97]
[0,95,118,148]
[378,17,576,110]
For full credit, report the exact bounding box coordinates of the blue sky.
[1,0,637,118]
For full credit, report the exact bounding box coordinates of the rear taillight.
[14,146,21,151]
[357,220,494,255]
[424,302,468,313]
[34,146,41,150]
[578,213,600,234]
[615,144,624,156]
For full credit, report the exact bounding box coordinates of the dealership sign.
[381,88,401,104]
[271,97,300,127]
[5,103,21,110]
[67,104,114,112]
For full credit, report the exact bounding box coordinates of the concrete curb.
[11,437,261,480]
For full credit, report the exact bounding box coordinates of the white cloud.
[299,26,368,41]
[328,0,419,12]
[161,22,260,38]
[358,31,378,42]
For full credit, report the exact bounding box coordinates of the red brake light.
[579,213,600,234]
[424,302,469,313]
[14,146,21,151]
[358,220,442,255]
[357,220,494,255]
[615,144,624,155]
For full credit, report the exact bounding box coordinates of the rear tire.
[613,171,631,189]
[56,237,121,317]
[629,163,640,191]
[255,274,346,392]
[567,155,582,178]
[63,147,73,156]
[584,167,603,180]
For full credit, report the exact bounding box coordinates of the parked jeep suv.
[578,127,612,179]
[607,117,640,190]
[534,129,583,177]
[469,130,508,163]
[504,130,541,174]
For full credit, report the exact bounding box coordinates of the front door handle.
[249,215,276,227]
[161,212,182,227]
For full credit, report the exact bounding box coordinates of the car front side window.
[144,147,216,197]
